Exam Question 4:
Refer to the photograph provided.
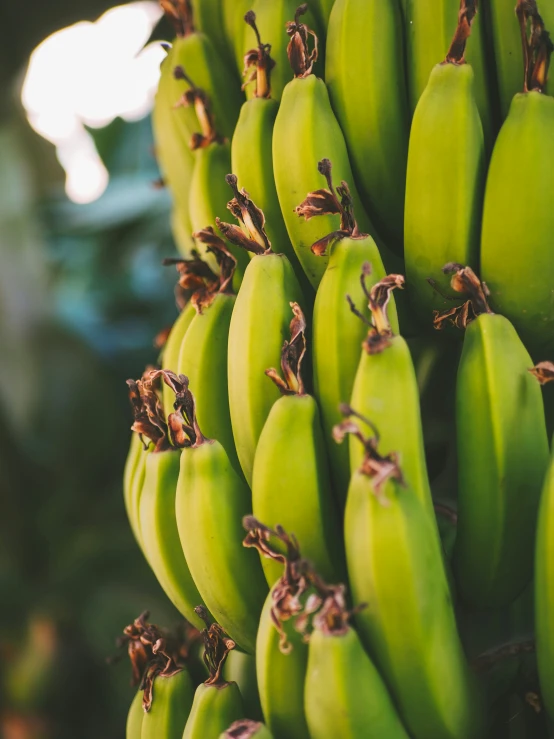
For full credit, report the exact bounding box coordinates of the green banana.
[219,179,305,485]
[243,519,311,739]
[123,431,145,537]
[488,0,554,118]
[238,0,322,102]
[305,159,398,508]
[222,651,263,722]
[183,611,245,739]
[231,13,297,271]
[190,0,233,68]
[251,302,345,587]
[480,8,554,359]
[273,5,385,289]
[165,373,267,654]
[535,442,554,726]
[400,0,493,145]
[220,720,274,739]
[174,238,241,475]
[337,412,485,739]
[126,689,144,739]
[130,371,207,630]
[433,265,550,608]
[141,669,195,739]
[222,0,252,76]
[348,272,436,524]
[311,0,335,29]
[303,580,409,739]
[325,0,409,248]
[404,3,486,326]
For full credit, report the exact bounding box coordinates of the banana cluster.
[121,0,554,736]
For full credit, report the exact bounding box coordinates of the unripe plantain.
[404,4,486,326]
[220,720,273,739]
[400,0,493,144]
[325,0,409,248]
[126,689,144,739]
[231,14,297,272]
[480,8,554,359]
[337,413,485,739]
[434,266,550,608]
[273,6,388,289]
[220,179,305,485]
[222,0,252,75]
[222,651,263,723]
[189,0,233,68]
[141,669,194,739]
[164,373,267,654]
[303,160,398,507]
[252,303,345,587]
[348,272,436,525]
[243,519,312,739]
[183,610,245,739]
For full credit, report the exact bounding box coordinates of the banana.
[164,372,267,654]
[220,720,274,739]
[222,651,263,723]
[400,0,494,145]
[231,13,297,271]
[239,0,322,102]
[325,0,409,248]
[336,412,485,739]
[433,265,550,608]
[480,6,554,359]
[404,2,486,326]
[251,302,345,587]
[222,0,253,76]
[123,431,145,536]
[219,179,305,485]
[129,371,208,630]
[348,272,436,524]
[304,159,398,508]
[243,518,311,739]
[126,689,144,739]
[183,610,245,739]
[536,443,554,726]
[141,669,195,739]
[273,5,388,290]
[304,579,410,739]
[174,237,241,475]
[311,0,335,29]
[190,0,233,68]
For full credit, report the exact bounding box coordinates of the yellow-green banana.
[220,179,305,485]
[174,239,241,475]
[243,519,311,739]
[141,669,195,739]
[273,5,384,289]
[404,4,486,326]
[251,303,345,587]
[311,0,335,29]
[325,0,409,248]
[126,689,144,739]
[183,612,245,739]
[222,0,252,77]
[304,581,409,739]
[400,0,493,145]
[222,651,263,722]
[536,441,554,725]
[161,301,199,417]
[231,13,297,271]
[123,431,145,538]
[190,0,233,68]
[166,373,267,654]
[337,413,485,739]
[480,8,554,359]
[348,273,436,524]
[306,160,398,508]
[434,266,550,608]
[220,720,274,739]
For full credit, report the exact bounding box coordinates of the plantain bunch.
[120,0,554,736]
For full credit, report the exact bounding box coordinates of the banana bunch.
[114,0,554,735]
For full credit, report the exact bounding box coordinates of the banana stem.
[173,66,223,149]
[286,4,319,78]
[127,371,172,452]
[161,371,210,448]
[529,361,554,384]
[243,11,275,99]
[516,0,553,92]
[346,269,404,354]
[432,264,492,330]
[194,607,236,687]
[265,303,307,396]
[445,0,479,65]
[216,175,273,254]
[160,0,195,38]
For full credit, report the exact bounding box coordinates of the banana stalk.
[480,5,554,359]
[220,179,305,485]
[303,160,398,508]
[325,0,409,248]
[404,2,486,327]
[273,5,386,290]
[251,303,345,587]
[183,611,245,739]
[164,373,267,654]
[431,266,550,608]
[337,414,485,739]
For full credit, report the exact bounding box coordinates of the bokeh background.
[0,2,188,736]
